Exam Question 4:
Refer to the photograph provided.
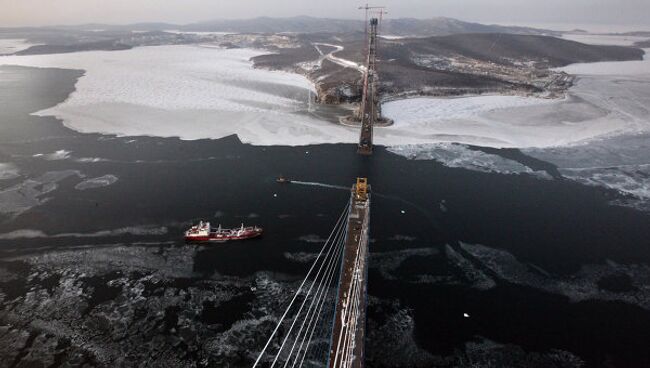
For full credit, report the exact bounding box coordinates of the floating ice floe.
[297,234,327,243]
[388,234,417,241]
[365,302,438,367]
[0,170,81,216]
[560,165,650,200]
[0,163,20,180]
[460,242,650,310]
[445,244,496,290]
[0,225,168,240]
[370,247,439,281]
[74,174,118,190]
[33,150,71,161]
[284,251,319,263]
[463,336,585,366]
[75,157,110,163]
[525,133,650,210]
[388,143,544,176]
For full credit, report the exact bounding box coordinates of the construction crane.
[358,4,387,53]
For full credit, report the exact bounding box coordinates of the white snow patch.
[313,43,366,73]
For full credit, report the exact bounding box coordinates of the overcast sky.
[2,0,650,29]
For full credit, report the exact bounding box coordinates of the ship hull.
[184,230,263,243]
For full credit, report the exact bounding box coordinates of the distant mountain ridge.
[6,16,560,37]
[178,16,560,36]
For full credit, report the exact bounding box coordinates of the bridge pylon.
[327,178,371,368]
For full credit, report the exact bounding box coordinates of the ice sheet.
[525,134,650,209]
[0,39,38,55]
[558,48,649,76]
[0,45,358,146]
[1,43,648,150]
[560,34,648,46]
[387,143,536,175]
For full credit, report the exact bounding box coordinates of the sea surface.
[1,63,650,368]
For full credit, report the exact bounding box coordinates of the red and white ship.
[184,221,263,243]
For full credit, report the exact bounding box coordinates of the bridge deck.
[357,81,375,156]
[328,184,370,368]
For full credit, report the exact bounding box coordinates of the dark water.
[1,65,650,367]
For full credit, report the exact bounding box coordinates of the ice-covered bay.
[0,39,38,55]
[385,46,650,195]
[559,48,650,76]
[2,43,648,150]
[381,96,561,148]
[560,34,648,47]
[521,51,650,207]
[0,45,358,145]
[383,46,649,150]
[382,66,650,149]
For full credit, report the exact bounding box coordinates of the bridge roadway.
[357,77,375,156]
[357,18,379,156]
[328,179,370,368]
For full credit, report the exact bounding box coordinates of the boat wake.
[289,180,349,191]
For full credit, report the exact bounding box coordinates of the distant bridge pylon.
[356,9,392,155]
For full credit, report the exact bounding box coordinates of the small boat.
[276,175,291,184]
[185,221,263,243]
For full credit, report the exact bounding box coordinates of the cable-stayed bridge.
[253,178,371,368]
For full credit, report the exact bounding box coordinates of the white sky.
[2,0,650,29]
